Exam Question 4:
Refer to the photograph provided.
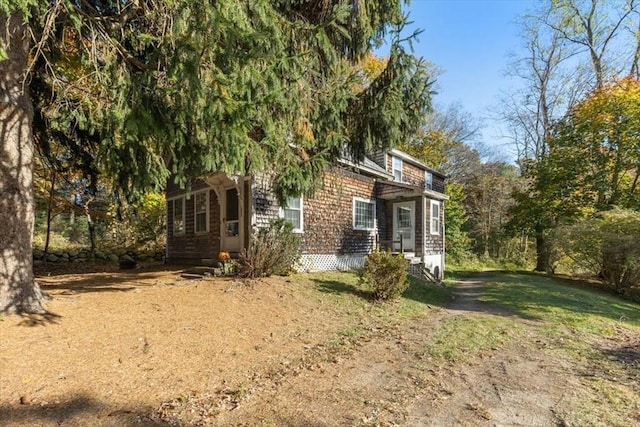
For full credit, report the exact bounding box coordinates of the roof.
[375,180,449,201]
[338,155,394,180]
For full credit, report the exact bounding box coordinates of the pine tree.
[1,1,433,313]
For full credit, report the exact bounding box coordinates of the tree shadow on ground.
[403,275,453,308]
[35,266,188,296]
[599,343,640,367]
[312,275,452,309]
[479,271,640,325]
[314,279,373,301]
[15,310,62,327]
[33,261,173,278]
[0,395,171,426]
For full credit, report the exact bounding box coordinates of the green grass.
[469,272,640,427]
[478,272,640,336]
[302,269,638,426]
[309,271,451,319]
[423,315,521,362]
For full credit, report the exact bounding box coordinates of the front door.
[222,187,242,252]
[392,201,415,252]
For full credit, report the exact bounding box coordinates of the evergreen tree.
[0,1,433,313]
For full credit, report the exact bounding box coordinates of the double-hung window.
[353,198,376,231]
[425,171,433,190]
[173,197,185,235]
[430,200,440,235]
[194,191,209,233]
[281,197,303,232]
[392,156,403,182]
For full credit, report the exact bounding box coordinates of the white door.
[222,187,241,252]
[393,201,415,252]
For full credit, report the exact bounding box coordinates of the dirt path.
[407,272,575,426]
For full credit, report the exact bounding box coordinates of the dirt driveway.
[0,265,637,426]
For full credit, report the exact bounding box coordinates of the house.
[165,148,448,277]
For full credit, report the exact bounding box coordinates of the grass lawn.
[447,269,640,427]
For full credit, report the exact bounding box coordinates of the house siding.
[251,172,280,230]
[373,151,446,193]
[302,167,376,256]
[425,198,444,255]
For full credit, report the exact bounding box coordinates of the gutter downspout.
[441,200,446,279]
[422,195,427,264]
[165,201,169,263]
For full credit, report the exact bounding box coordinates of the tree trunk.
[83,197,96,253]
[0,13,46,314]
[534,221,547,272]
[44,170,56,254]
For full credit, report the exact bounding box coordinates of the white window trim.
[194,190,210,234]
[170,196,186,236]
[279,196,304,233]
[430,200,440,235]
[425,171,433,190]
[392,156,403,182]
[353,197,376,231]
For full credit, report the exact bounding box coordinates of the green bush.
[238,218,301,278]
[358,250,408,301]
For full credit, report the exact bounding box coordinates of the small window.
[397,206,412,228]
[173,197,185,235]
[353,198,376,230]
[281,197,304,232]
[430,200,440,235]
[425,171,433,190]
[392,156,403,182]
[194,191,209,233]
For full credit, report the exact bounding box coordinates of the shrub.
[358,250,408,301]
[238,218,301,278]
[551,208,640,292]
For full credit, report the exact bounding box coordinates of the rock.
[108,254,119,263]
[119,255,137,270]
[46,254,59,263]
[120,254,135,263]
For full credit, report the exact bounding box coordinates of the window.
[397,206,412,228]
[194,191,209,233]
[281,197,303,232]
[353,198,376,230]
[392,156,403,182]
[425,171,433,190]
[173,197,185,235]
[225,188,239,237]
[430,200,440,235]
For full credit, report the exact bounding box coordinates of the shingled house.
[165,148,448,277]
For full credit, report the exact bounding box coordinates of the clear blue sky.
[398,0,538,160]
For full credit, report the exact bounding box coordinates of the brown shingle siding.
[302,167,376,255]
[425,199,444,254]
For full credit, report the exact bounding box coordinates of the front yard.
[0,264,638,426]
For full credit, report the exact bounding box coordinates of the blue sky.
[398,0,538,160]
